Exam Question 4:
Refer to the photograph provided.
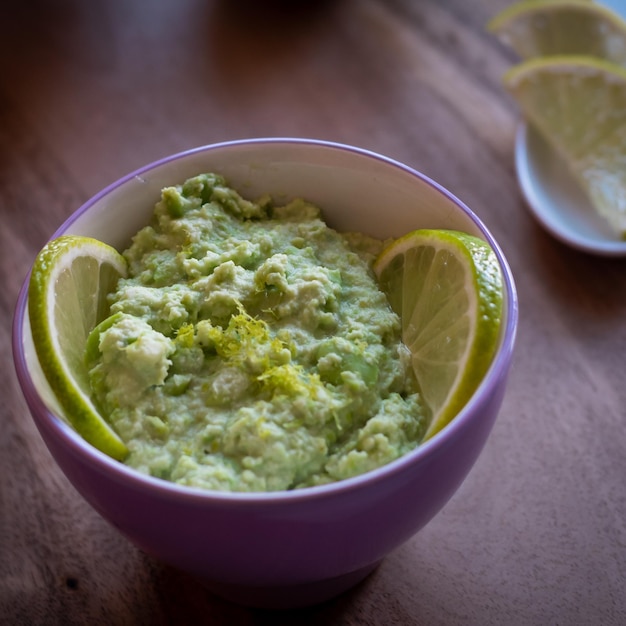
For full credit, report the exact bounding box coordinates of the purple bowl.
[12,139,518,608]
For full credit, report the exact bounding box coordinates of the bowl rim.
[12,137,518,507]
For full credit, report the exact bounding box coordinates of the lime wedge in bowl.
[28,235,128,460]
[374,229,504,441]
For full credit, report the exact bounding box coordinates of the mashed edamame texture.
[87,173,426,491]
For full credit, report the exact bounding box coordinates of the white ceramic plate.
[514,122,626,257]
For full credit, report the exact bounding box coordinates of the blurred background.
[0,0,516,253]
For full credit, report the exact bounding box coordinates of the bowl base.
[198,560,382,609]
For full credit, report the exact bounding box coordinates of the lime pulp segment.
[487,0,626,66]
[503,55,626,235]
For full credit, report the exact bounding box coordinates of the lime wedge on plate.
[503,56,626,236]
[487,0,626,65]
[374,229,503,441]
[28,235,129,460]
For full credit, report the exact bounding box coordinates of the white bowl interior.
[20,140,494,450]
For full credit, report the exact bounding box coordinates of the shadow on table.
[148,559,383,625]
[527,218,626,321]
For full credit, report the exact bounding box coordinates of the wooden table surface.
[2,1,625,624]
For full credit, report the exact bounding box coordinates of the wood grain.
[2,0,625,623]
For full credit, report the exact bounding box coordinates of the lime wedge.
[28,235,129,460]
[373,229,503,441]
[487,0,626,65]
[503,55,626,235]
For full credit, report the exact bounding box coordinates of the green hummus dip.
[87,173,426,491]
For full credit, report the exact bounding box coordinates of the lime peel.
[28,235,129,460]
